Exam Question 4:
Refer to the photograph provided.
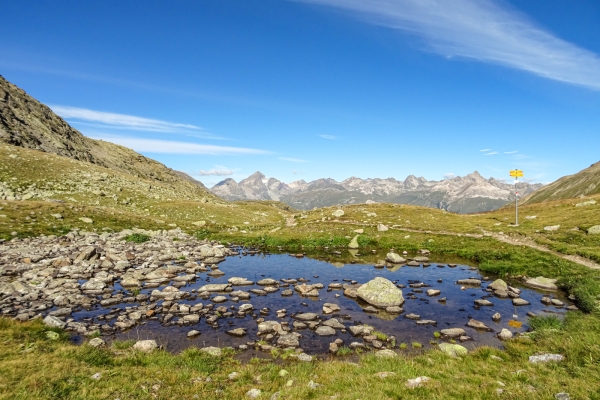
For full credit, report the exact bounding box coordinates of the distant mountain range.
[211,171,543,213]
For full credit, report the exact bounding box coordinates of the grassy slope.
[2,313,600,399]
[522,161,600,204]
[3,144,600,398]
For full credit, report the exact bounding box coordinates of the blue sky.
[1,0,600,187]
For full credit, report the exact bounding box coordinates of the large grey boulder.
[385,252,405,264]
[357,277,404,308]
[348,235,359,249]
[489,279,508,291]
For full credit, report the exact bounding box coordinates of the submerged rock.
[467,319,492,331]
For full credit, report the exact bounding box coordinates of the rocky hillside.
[0,75,210,194]
[522,161,600,204]
[211,171,542,213]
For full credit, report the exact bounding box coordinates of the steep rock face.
[0,75,215,200]
[211,170,543,213]
[238,172,271,200]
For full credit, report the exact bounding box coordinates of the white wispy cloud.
[279,157,309,162]
[484,151,498,155]
[50,105,216,137]
[480,149,491,152]
[90,134,269,155]
[319,134,337,140]
[298,0,600,91]
[199,165,234,176]
[504,150,518,154]
[293,170,306,175]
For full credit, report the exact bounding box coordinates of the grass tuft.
[529,315,564,331]
[124,233,150,243]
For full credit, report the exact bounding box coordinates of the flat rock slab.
[474,299,494,306]
[257,278,278,286]
[228,277,254,285]
[227,328,247,337]
[529,353,564,363]
[457,279,481,286]
[441,328,465,338]
[315,326,336,336]
[198,284,231,292]
[357,277,404,308]
[512,298,530,306]
[525,276,559,291]
[294,313,318,321]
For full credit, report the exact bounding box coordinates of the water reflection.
[84,249,571,358]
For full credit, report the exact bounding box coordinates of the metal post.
[515,178,518,226]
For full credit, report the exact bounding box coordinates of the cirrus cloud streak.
[90,134,270,155]
[297,0,600,91]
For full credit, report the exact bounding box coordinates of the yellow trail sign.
[510,169,524,177]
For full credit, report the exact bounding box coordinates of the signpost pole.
[515,177,518,226]
[509,169,523,226]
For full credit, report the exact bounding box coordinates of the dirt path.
[486,231,600,269]
[387,226,600,270]
[318,220,600,269]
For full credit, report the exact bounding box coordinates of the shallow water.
[74,249,571,358]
